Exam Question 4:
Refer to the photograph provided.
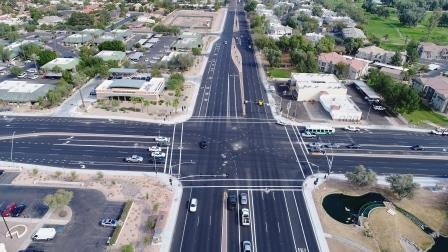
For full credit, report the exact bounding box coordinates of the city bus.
[303,125,335,135]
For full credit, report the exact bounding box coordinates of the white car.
[27,68,37,73]
[151,151,166,158]
[373,105,386,111]
[32,228,56,241]
[344,125,361,132]
[124,155,143,163]
[17,73,27,79]
[189,198,198,212]
[301,132,316,138]
[148,146,162,152]
[28,74,39,80]
[100,219,118,227]
[431,128,446,135]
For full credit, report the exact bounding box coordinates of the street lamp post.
[10,131,15,168]
[1,215,13,239]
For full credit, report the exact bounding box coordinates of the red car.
[1,202,17,217]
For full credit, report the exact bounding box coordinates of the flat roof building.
[63,33,93,46]
[171,32,202,51]
[95,50,126,62]
[96,78,165,100]
[41,58,79,71]
[320,94,362,121]
[351,80,382,101]
[4,40,41,59]
[291,73,346,101]
[0,80,55,103]
[109,68,138,76]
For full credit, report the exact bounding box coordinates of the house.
[63,34,94,47]
[318,52,369,79]
[323,16,356,28]
[380,68,405,81]
[267,23,293,40]
[341,28,366,40]
[41,58,80,72]
[356,46,405,65]
[320,94,362,121]
[137,15,156,24]
[412,75,448,113]
[418,42,448,62]
[0,80,55,103]
[95,51,126,63]
[291,73,347,101]
[304,32,324,43]
[4,40,42,59]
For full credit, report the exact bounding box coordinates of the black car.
[410,145,424,151]
[12,204,26,217]
[227,191,237,210]
[0,170,4,176]
[199,140,208,149]
[346,143,361,149]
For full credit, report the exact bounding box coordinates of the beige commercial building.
[96,78,165,100]
[291,73,346,101]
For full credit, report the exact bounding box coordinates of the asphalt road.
[0,0,447,251]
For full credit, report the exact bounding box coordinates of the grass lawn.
[364,12,448,51]
[267,68,292,78]
[404,108,448,127]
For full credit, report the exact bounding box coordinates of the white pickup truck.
[241,208,250,226]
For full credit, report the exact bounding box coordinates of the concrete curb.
[0,161,183,252]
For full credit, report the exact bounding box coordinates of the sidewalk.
[302,173,448,252]
[0,161,183,252]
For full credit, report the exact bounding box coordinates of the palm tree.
[172,98,180,113]
[130,97,139,111]
[30,53,39,70]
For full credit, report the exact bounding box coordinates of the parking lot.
[0,185,123,252]
[272,82,397,125]
[127,33,178,67]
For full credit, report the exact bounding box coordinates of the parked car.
[32,228,56,241]
[11,204,26,217]
[100,219,118,227]
[431,128,446,135]
[1,202,16,217]
[124,155,143,163]
[301,132,316,138]
[17,73,27,79]
[227,191,237,210]
[189,198,198,212]
[373,105,386,111]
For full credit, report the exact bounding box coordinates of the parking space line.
[237,189,241,251]
[167,124,176,174]
[249,190,257,252]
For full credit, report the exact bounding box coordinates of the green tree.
[290,49,319,73]
[343,38,364,55]
[345,165,377,187]
[244,0,257,12]
[316,35,335,53]
[439,12,448,27]
[386,174,419,199]
[98,40,126,52]
[334,62,350,79]
[43,189,74,210]
[168,54,194,71]
[66,12,95,28]
[426,10,442,36]
[312,6,323,17]
[0,46,11,62]
[10,66,23,76]
[19,43,42,60]
[397,3,425,26]
[264,48,281,67]
[191,47,201,56]
[166,73,184,90]
[37,49,57,66]
[121,244,134,252]
[390,51,402,66]
[172,98,180,112]
[406,40,419,64]
[151,67,162,77]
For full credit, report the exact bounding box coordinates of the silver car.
[242,241,251,252]
[240,192,248,205]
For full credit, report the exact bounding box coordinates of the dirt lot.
[162,8,226,33]
[313,179,448,252]
[12,168,173,252]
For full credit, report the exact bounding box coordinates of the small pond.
[322,192,385,224]
[322,192,448,252]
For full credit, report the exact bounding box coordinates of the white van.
[32,228,56,241]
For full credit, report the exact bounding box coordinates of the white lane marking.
[227,73,230,118]
[179,189,193,251]
[292,126,313,174]
[284,126,306,178]
[177,123,184,176]
[163,146,169,174]
[293,192,309,252]
[168,124,176,174]
[237,189,241,250]
[249,190,258,252]
[233,74,238,118]
[53,143,147,149]
[283,190,298,252]
[221,191,228,252]
[184,185,302,189]
[180,178,304,182]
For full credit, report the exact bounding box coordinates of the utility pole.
[79,88,86,111]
